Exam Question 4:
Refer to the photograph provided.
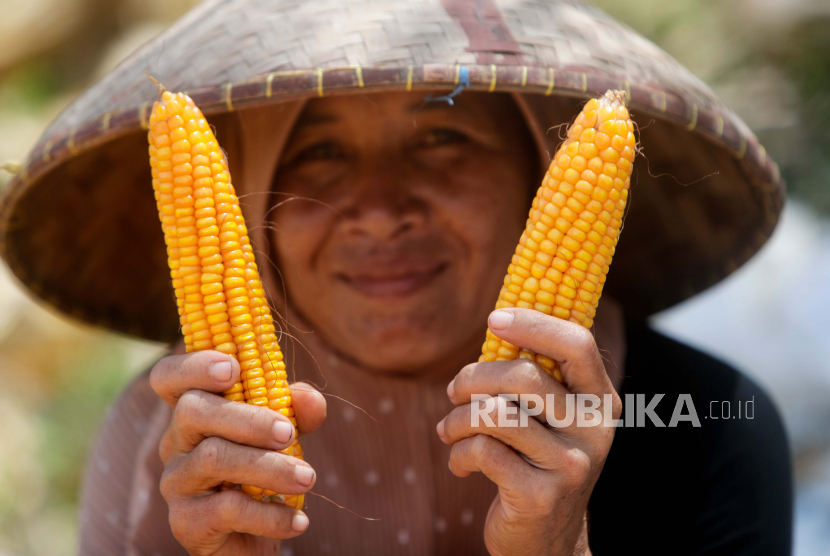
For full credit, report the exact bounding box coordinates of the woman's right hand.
[150,350,326,555]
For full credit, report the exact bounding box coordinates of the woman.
[0,1,791,554]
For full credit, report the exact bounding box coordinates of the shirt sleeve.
[689,372,793,555]
[77,370,185,556]
[588,322,793,556]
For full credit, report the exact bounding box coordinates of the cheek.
[433,159,529,268]
[271,205,332,279]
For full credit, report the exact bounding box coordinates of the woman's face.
[270,91,538,373]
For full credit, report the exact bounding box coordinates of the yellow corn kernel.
[149,90,304,510]
[481,90,635,381]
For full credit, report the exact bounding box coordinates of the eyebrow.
[293,97,471,127]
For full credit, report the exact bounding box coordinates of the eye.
[419,128,469,148]
[291,141,345,164]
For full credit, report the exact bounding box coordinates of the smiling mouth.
[336,262,449,297]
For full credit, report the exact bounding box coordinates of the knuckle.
[159,467,179,501]
[456,363,477,391]
[526,312,548,335]
[193,436,227,478]
[474,434,517,476]
[159,429,176,463]
[443,409,458,434]
[262,449,289,476]
[512,360,544,388]
[571,328,597,360]
[182,350,216,375]
[149,357,174,394]
[211,490,245,527]
[174,390,206,427]
[471,435,497,466]
[246,405,279,444]
[491,395,512,420]
[168,506,193,543]
[482,396,508,428]
[561,447,592,486]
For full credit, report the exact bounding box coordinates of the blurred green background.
[0,0,828,554]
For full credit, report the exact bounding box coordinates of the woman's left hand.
[437,308,622,556]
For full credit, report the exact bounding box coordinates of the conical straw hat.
[0,0,784,342]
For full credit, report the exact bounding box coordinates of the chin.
[307,287,482,371]
[334,313,456,372]
[362,330,443,372]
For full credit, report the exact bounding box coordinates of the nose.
[340,156,427,241]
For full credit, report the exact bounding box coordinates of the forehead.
[294,90,521,125]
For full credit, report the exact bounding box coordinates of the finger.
[486,308,612,395]
[173,489,309,547]
[448,434,537,493]
[289,382,327,434]
[450,358,567,404]
[162,437,315,498]
[160,390,298,462]
[150,351,241,406]
[449,429,597,496]
[449,359,572,425]
[438,397,569,468]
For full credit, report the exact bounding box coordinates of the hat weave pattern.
[0,0,784,341]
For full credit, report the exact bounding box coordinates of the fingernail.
[436,419,445,439]
[488,310,514,331]
[210,360,233,382]
[295,466,315,487]
[446,379,455,400]
[273,421,293,444]
[292,512,309,532]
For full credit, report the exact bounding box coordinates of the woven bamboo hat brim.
[0,0,784,343]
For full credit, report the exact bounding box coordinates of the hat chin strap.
[509,91,570,179]
[234,99,307,308]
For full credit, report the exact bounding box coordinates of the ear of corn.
[481,90,635,382]
[148,90,304,510]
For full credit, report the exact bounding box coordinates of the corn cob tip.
[148,89,302,508]
[482,89,635,381]
[600,90,626,109]
[145,71,169,96]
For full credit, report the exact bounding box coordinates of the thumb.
[289,382,327,434]
[487,308,609,395]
